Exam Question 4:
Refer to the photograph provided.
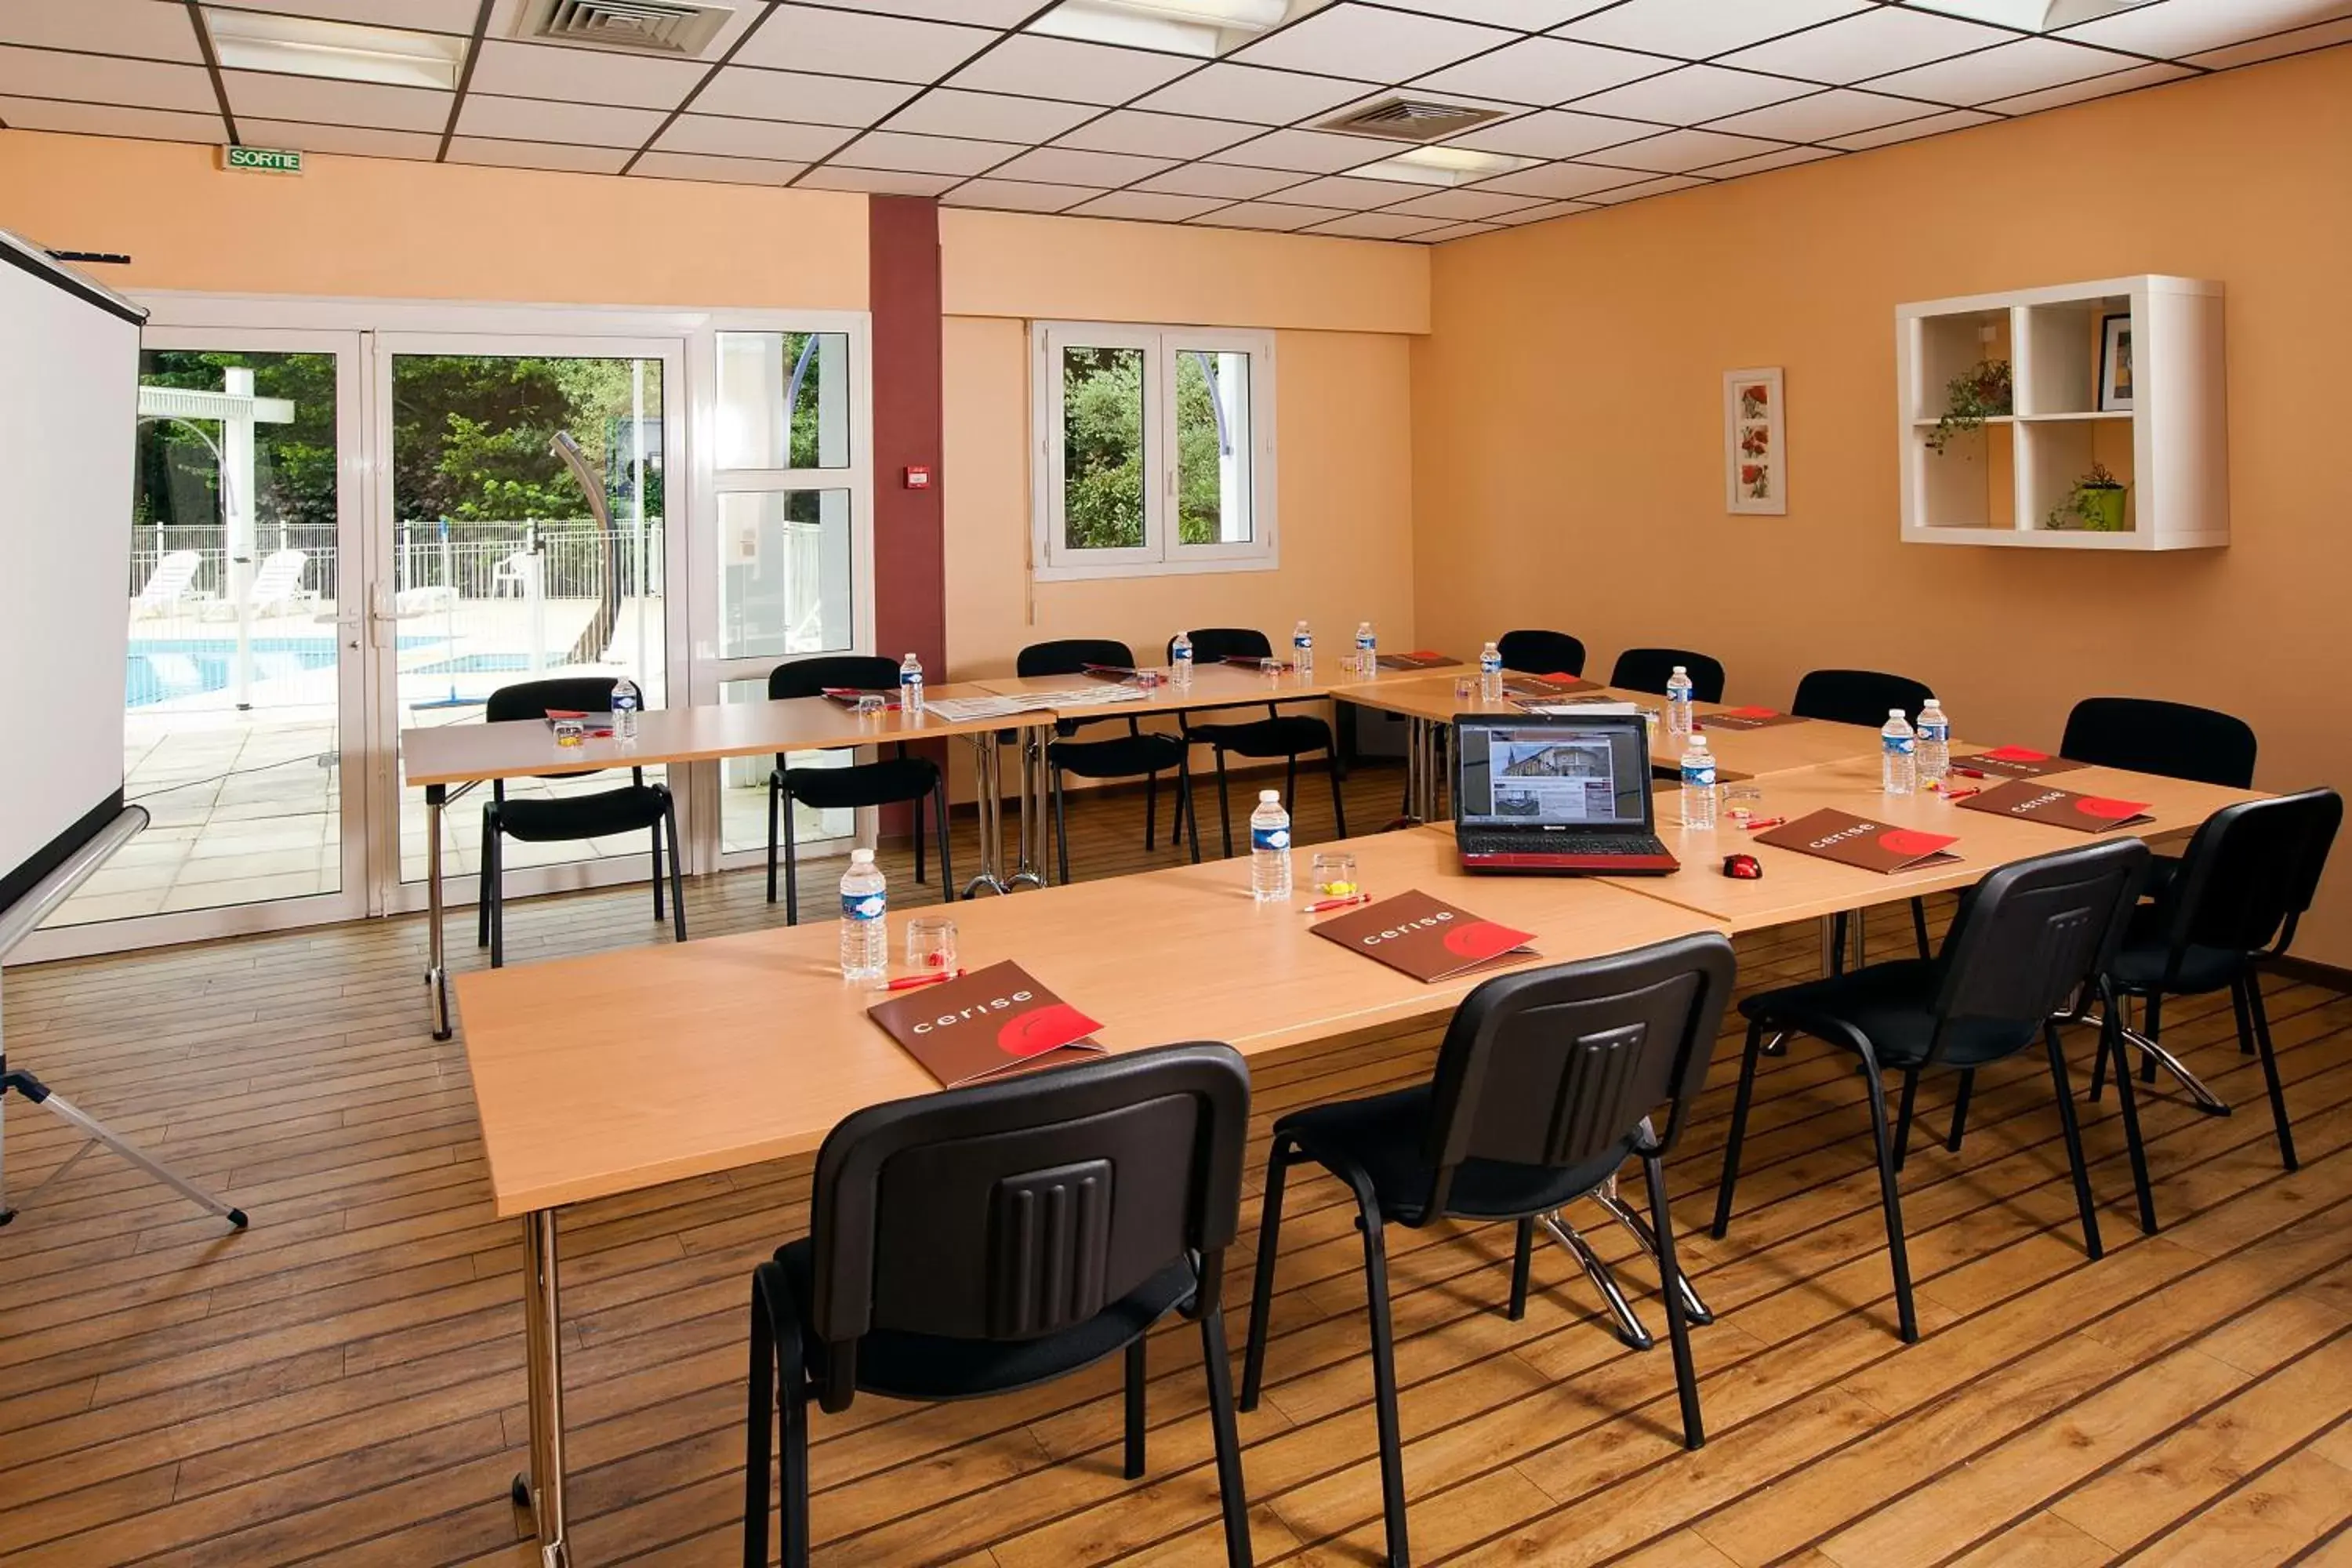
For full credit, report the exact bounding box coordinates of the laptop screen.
[1454,717,1653,831]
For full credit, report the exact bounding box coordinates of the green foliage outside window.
[1059,346,1246,552]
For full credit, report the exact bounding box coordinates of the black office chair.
[2087,789,2343,1184]
[1497,629,1587,678]
[744,1043,1255,1568]
[765,656,953,924]
[1714,840,2154,1344]
[477,676,682,968]
[1168,628,1345,858]
[1241,934,1736,1568]
[1611,648,1726,702]
[2062,697,2257,789]
[1020,638,1199,882]
[1793,668,1940,963]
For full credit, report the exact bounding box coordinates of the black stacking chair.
[765,656,953,924]
[1611,648,1726,702]
[1168,628,1345,858]
[2063,697,2257,789]
[1497,629,1587,678]
[744,1043,1254,1568]
[477,676,682,968]
[1241,934,1736,1568]
[2087,789,2343,1184]
[1793,668,1940,963]
[1714,840,2153,1344]
[1021,638,1198,882]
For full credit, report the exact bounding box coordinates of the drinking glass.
[1309,851,1359,898]
[1722,783,1765,823]
[552,718,586,748]
[853,693,887,717]
[906,916,959,973]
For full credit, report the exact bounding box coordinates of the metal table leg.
[426,782,452,1041]
[512,1208,572,1567]
[1007,727,1046,891]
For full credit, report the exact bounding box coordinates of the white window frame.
[1031,320,1278,583]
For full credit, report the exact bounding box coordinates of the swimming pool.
[126,637,444,706]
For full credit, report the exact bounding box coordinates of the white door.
[31,328,371,956]
[365,332,690,914]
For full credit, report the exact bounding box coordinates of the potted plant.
[2045,460,2129,532]
[1925,359,2013,455]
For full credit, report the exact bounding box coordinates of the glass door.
[44,328,369,946]
[368,333,686,913]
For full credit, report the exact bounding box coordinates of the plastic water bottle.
[1293,619,1313,677]
[838,848,887,981]
[1479,641,1504,702]
[1250,789,1292,904]
[1917,698,1951,789]
[1665,666,1694,738]
[898,653,924,716]
[609,677,641,741]
[1171,630,1194,689]
[1354,621,1377,676]
[1679,735,1719,829]
[1882,708,1918,796]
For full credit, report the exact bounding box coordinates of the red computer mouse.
[1722,854,1764,880]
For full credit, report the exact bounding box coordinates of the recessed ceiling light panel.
[203,9,466,89]
[1351,145,1537,188]
[1907,0,2158,29]
[1029,0,1323,59]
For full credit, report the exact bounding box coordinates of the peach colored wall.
[1413,46,2352,964]
[0,131,868,307]
[940,206,1427,335]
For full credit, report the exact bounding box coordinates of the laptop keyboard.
[1461,830,1667,858]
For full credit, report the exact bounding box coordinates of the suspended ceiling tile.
[223,70,454,132]
[1411,220,1504,241]
[945,34,1196,104]
[1696,143,1843,177]
[1131,62,1377,124]
[1860,36,2135,106]
[487,0,763,56]
[1443,106,1655,158]
[1068,189,1233,221]
[881,89,1102,144]
[1977,60,2193,114]
[689,67,919,127]
[730,7,998,84]
[1566,64,1817,123]
[1204,199,1355,230]
[630,151,810,185]
[1484,197,1599,223]
[2055,0,2352,59]
[1302,210,1450,239]
[219,0,481,32]
[940,178,1098,212]
[1230,5,1518,82]
[236,117,442,158]
[463,40,709,111]
[455,94,666,147]
[1374,0,1613,27]
[445,136,632,174]
[1722,6,2015,83]
[1553,0,1873,61]
[1201,125,1391,172]
[1828,106,1998,150]
[1582,172,1711,202]
[1378,186,1544,220]
[778,0,1036,23]
[1590,125,1789,172]
[1705,85,1936,140]
[822,129,1021,175]
[1409,35,1672,106]
[0,0,201,64]
[1468,158,1653,198]
[653,113,853,161]
[1269,172,1439,208]
[0,95,224,143]
[1055,109,1258,158]
[2187,14,2352,66]
[0,47,218,114]
[986,145,1176,187]
[1134,161,1314,198]
[793,164,963,196]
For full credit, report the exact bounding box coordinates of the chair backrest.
[1791,668,1936,728]
[1019,638,1136,677]
[485,677,631,789]
[2061,696,2257,789]
[1611,648,1726,702]
[1497,630,1586,678]
[1174,627,1270,665]
[248,548,307,599]
[1932,839,2148,1056]
[768,655,901,702]
[804,1041,1250,1410]
[136,550,201,605]
[1416,933,1736,1221]
[2155,789,2343,967]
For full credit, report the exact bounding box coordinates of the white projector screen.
[0,232,144,915]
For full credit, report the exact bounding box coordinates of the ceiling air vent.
[1317,97,1503,143]
[521,0,735,55]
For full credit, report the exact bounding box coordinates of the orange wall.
[0,131,869,307]
[1414,45,2352,964]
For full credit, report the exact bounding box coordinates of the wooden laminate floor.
[3,765,2350,1567]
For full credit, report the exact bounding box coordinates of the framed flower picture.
[1724,368,1786,515]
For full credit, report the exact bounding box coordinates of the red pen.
[1740,816,1788,831]
[1948,766,1988,780]
[884,968,964,991]
[1302,893,1372,914]
[1942,788,1981,803]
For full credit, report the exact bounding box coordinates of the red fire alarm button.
[903,465,931,489]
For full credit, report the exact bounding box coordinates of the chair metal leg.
[665,804,686,944]
[1352,1183,1411,1568]
[1240,1138,1291,1411]
[2118,989,2230,1116]
[746,1276,775,1568]
[1593,1173,1714,1326]
[1540,1210,1651,1351]
[1144,768,1159,852]
[1893,1069,1920,1173]
[765,775,781,905]
[1945,1069,1975,1153]
[779,1374,811,1568]
[932,779,956,904]
[1711,1018,1766,1240]
[477,811,494,949]
[2246,976,2300,1171]
[1123,1337,1147,1480]
[2102,999,2159,1235]
[1643,1154,1704,1450]
[1052,767,1073,886]
[1860,1067,1918,1343]
[913,786,927,885]
[2139,992,2163,1086]
[1214,750,1234,859]
[1909,896,1933,960]
[1507,1218,1534,1322]
[1179,755,1201,865]
[2044,1022,2103,1261]
[650,815,666,922]
[1830,910,1849,977]
[1198,1301,1256,1568]
[1284,754,1298,813]
[487,826,505,969]
[782,792,800,927]
[1328,752,1348,840]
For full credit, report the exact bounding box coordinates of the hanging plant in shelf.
[1926,359,2013,455]
[2046,460,2129,532]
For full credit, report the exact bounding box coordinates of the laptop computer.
[1453,712,1680,875]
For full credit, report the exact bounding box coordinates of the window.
[1032,321,1276,580]
[711,330,860,659]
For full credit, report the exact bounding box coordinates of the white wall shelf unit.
[1896,274,2228,550]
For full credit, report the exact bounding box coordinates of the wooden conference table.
[456,743,2259,1564]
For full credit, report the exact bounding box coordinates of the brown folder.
[1753,808,1962,873]
[1956,780,2154,833]
[1503,673,1602,697]
[866,960,1106,1088]
[1308,890,1537,983]
[1376,650,1458,670]
[1695,706,1808,731]
[1951,746,2088,779]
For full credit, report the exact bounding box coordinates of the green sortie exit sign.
[222,146,303,174]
